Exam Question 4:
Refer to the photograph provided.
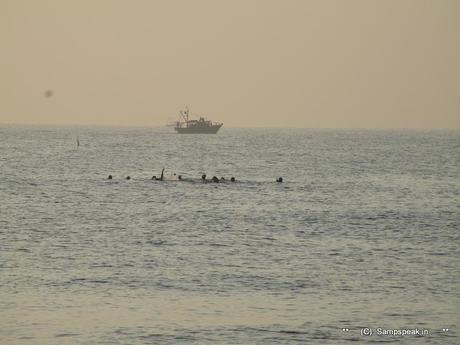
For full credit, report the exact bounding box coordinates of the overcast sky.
[1,0,459,128]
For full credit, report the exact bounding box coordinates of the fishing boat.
[174,107,223,134]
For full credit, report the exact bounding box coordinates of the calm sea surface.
[0,126,459,344]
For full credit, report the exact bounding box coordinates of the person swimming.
[152,168,165,181]
[212,176,219,183]
[201,174,207,181]
[276,177,283,183]
[126,176,131,180]
[163,172,179,181]
[220,177,225,181]
[108,175,113,180]
[230,177,235,182]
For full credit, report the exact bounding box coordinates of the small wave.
[87,279,109,284]
[16,248,31,252]
[55,333,79,338]
[208,243,228,247]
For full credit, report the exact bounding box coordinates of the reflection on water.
[4,290,457,344]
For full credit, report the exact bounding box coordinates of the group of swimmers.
[107,168,283,183]
[200,174,235,183]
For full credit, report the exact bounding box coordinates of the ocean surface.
[0,126,459,344]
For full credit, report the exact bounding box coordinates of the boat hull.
[175,124,223,134]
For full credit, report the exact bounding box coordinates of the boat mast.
[185,106,189,128]
[179,106,190,128]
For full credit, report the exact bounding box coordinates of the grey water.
[0,126,459,344]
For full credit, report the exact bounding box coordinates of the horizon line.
[0,122,459,131]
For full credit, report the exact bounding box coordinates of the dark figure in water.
[212,176,219,183]
[230,177,235,182]
[178,175,182,180]
[153,168,165,181]
[220,177,225,181]
[126,176,131,180]
[108,175,113,180]
[276,177,283,183]
[201,174,207,181]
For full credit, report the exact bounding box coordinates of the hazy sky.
[1,0,459,128]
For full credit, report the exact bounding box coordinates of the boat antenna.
[179,106,190,123]
[184,106,189,127]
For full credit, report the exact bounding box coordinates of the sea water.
[0,126,459,344]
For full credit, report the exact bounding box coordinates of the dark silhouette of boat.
[174,107,223,134]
